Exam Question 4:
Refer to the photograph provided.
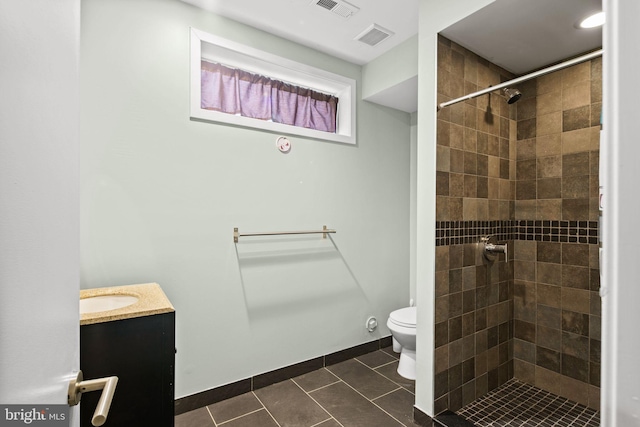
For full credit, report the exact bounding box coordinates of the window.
[190,28,356,144]
[200,61,338,133]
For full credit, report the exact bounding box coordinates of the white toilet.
[387,306,417,380]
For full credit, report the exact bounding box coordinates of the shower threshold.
[454,378,600,426]
[434,410,475,426]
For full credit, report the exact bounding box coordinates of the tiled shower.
[434,34,601,417]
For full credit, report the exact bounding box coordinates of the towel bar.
[233,225,336,243]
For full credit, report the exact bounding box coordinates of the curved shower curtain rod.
[437,49,604,111]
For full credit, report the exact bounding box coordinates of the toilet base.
[397,348,416,380]
[392,336,402,353]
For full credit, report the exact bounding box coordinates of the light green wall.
[415,0,495,415]
[410,112,418,305]
[80,0,411,398]
[362,35,418,101]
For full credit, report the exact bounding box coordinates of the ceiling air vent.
[354,24,394,47]
[310,0,359,19]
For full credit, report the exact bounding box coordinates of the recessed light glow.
[579,11,605,29]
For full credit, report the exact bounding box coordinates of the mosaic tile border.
[435,220,599,246]
[456,378,600,427]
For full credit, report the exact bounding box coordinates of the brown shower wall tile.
[517,97,537,121]
[536,200,562,220]
[562,61,591,86]
[435,37,601,413]
[562,288,591,314]
[436,36,517,413]
[487,156,500,178]
[562,128,592,154]
[562,243,590,266]
[518,79,537,101]
[451,123,464,148]
[538,111,563,136]
[436,171,450,196]
[516,180,536,200]
[537,134,562,157]
[537,325,562,351]
[516,159,537,180]
[510,57,601,410]
[563,152,591,176]
[516,139,536,160]
[436,196,449,221]
[437,120,451,147]
[488,135,501,157]
[517,118,536,140]
[591,57,602,101]
[537,72,561,95]
[499,159,510,180]
[562,198,590,221]
[562,176,590,199]
[537,155,561,178]
[537,92,562,115]
[464,153,478,175]
[537,283,561,308]
[464,128,478,151]
[450,103,465,127]
[449,173,465,197]
[450,149,464,173]
[538,178,562,199]
[437,146,450,172]
[477,155,489,177]
[563,106,591,132]
[591,103,602,127]
[562,80,591,110]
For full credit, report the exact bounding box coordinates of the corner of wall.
[362,35,418,111]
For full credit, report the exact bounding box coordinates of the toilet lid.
[389,307,416,327]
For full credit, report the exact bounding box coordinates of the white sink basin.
[80,294,139,314]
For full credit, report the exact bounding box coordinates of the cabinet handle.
[68,370,119,426]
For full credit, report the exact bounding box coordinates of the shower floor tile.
[456,379,600,427]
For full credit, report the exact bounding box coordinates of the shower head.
[501,87,522,104]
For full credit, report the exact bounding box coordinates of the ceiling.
[181,0,419,66]
[441,0,603,75]
[182,0,603,110]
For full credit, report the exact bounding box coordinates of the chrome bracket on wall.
[481,235,508,262]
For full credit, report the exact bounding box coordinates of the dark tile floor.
[175,347,421,427]
[456,378,600,427]
[176,352,600,427]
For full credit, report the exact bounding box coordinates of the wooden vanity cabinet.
[80,312,175,427]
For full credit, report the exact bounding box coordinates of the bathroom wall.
[435,34,602,412]
[363,34,418,101]
[80,0,411,399]
[1,0,80,410]
[434,35,517,414]
[511,57,602,409]
[362,34,418,112]
[415,0,496,415]
[410,113,418,303]
[601,1,640,421]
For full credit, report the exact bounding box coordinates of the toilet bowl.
[387,306,417,380]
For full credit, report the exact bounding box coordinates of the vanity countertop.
[80,283,175,326]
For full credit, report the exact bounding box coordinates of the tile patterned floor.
[456,379,600,427]
[176,354,600,427]
[175,347,421,427]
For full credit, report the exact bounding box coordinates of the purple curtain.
[201,60,338,133]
